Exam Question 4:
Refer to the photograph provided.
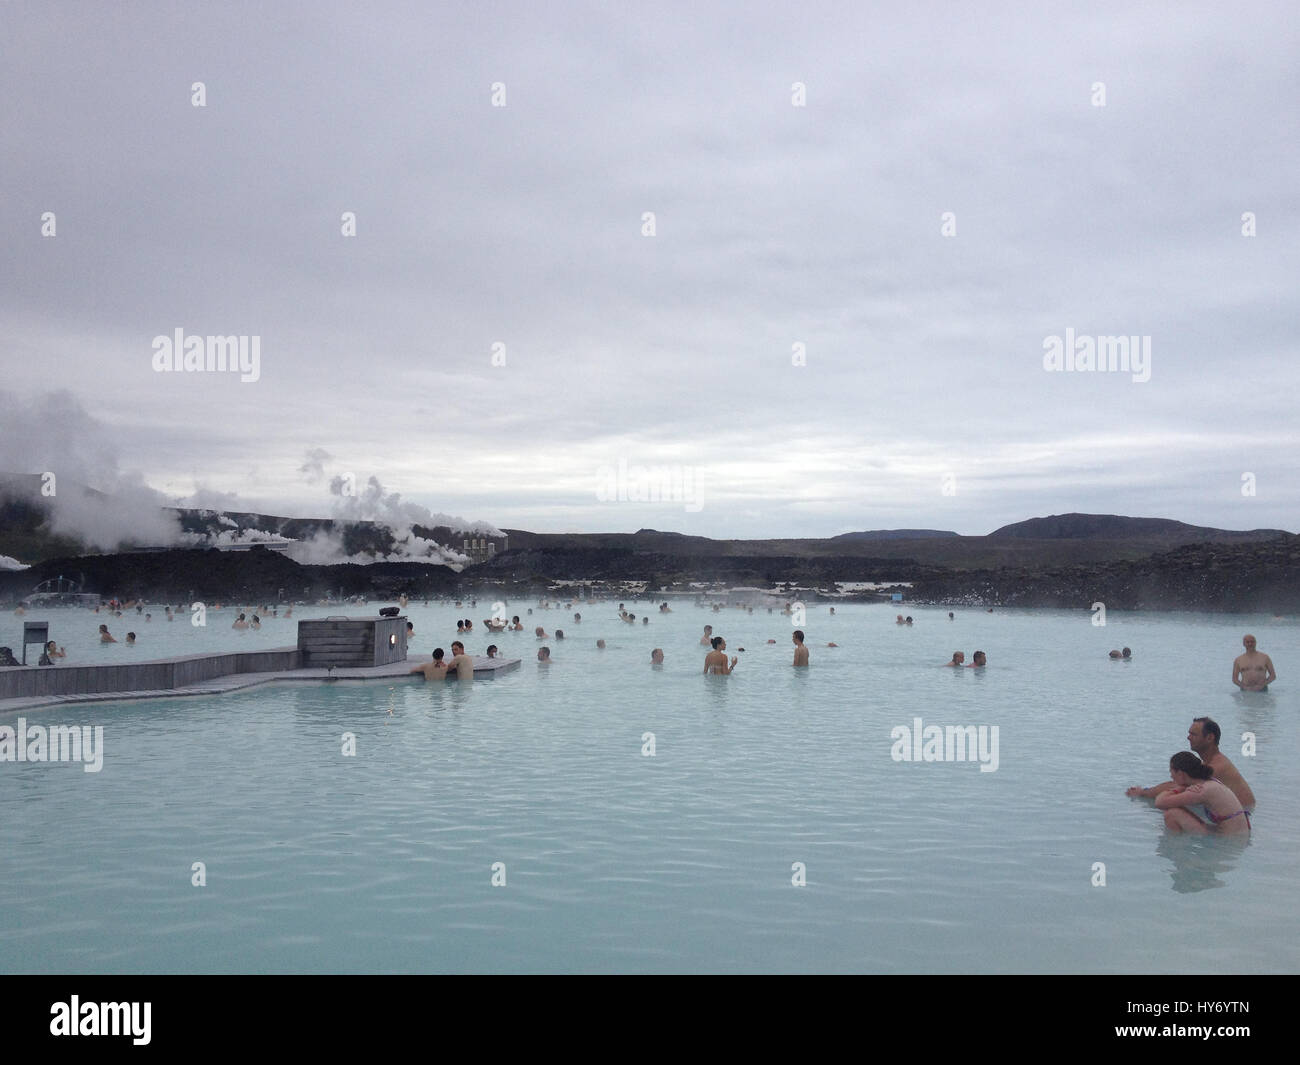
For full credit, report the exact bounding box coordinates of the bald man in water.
[1232,634,1275,691]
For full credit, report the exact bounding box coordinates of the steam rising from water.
[0,391,503,565]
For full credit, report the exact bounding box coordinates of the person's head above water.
[651,648,664,664]
[1122,647,1131,658]
[1189,717,1221,753]
[537,647,550,661]
[596,639,606,649]
[792,630,804,644]
[432,648,445,661]
[1242,634,1257,650]
[971,651,986,666]
[711,636,724,649]
[486,644,498,657]
[450,641,464,654]
[1169,751,1214,782]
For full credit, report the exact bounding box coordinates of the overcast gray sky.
[3,1,1296,538]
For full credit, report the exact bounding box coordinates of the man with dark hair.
[445,641,474,681]
[1126,716,1255,812]
[409,647,448,681]
[792,630,809,667]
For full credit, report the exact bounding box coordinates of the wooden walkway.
[0,655,520,715]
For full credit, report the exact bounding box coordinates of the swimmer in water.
[250,615,261,629]
[486,645,498,658]
[596,639,606,649]
[1154,752,1250,835]
[409,648,448,681]
[537,647,551,664]
[1126,717,1255,813]
[99,624,117,643]
[1232,634,1275,692]
[232,614,248,630]
[704,636,738,675]
[700,625,714,646]
[792,630,809,667]
[511,616,523,631]
[535,626,549,639]
[895,615,904,625]
[943,652,965,667]
[555,629,565,640]
[125,632,136,645]
[967,651,986,668]
[650,648,664,665]
[444,641,474,681]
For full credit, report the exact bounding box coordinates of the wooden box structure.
[297,615,408,668]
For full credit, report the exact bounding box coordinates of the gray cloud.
[1,2,1295,537]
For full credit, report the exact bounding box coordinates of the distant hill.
[989,513,1288,541]
[830,529,960,541]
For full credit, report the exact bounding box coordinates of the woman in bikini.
[1155,751,1250,835]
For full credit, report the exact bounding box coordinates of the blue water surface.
[1,600,1295,973]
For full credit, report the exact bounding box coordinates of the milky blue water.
[1,600,1296,973]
